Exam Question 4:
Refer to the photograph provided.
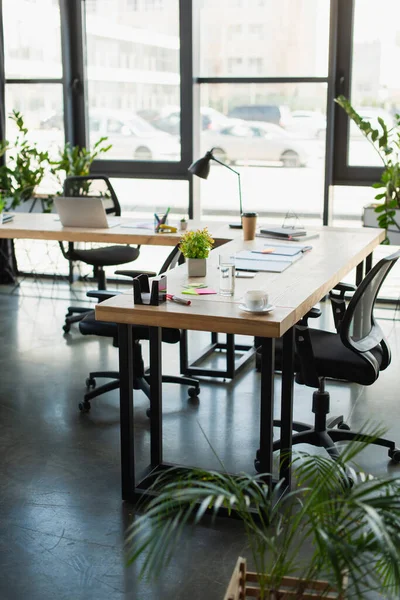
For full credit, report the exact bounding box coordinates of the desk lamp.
[188,148,243,229]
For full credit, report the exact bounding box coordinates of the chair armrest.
[329,282,356,332]
[330,282,357,297]
[298,307,321,326]
[114,269,157,279]
[86,290,120,302]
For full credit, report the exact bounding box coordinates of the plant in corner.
[179,227,214,277]
[335,96,400,244]
[0,110,50,209]
[126,426,400,599]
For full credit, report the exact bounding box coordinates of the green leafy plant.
[335,96,400,243]
[50,137,112,194]
[126,426,400,599]
[0,193,6,213]
[179,227,214,259]
[0,110,50,209]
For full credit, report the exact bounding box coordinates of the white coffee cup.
[243,289,269,312]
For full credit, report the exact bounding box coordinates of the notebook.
[54,196,121,228]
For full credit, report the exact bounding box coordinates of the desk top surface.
[0,212,230,247]
[96,226,385,338]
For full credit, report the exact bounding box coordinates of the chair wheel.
[79,401,91,413]
[338,422,350,431]
[389,448,400,463]
[188,386,200,398]
[85,377,96,389]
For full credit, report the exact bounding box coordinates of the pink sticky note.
[196,288,217,295]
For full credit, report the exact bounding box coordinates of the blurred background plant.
[336,96,400,243]
[0,110,49,209]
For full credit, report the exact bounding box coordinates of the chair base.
[254,385,400,471]
[63,306,92,333]
[79,369,200,414]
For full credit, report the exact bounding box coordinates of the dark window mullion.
[195,77,329,85]
[5,78,63,85]
[60,0,86,147]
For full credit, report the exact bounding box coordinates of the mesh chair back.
[340,250,400,358]
[63,175,121,215]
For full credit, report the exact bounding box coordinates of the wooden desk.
[0,213,231,247]
[96,226,385,500]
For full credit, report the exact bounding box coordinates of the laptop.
[54,196,121,228]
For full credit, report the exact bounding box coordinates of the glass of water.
[219,254,236,296]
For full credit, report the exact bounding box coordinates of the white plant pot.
[187,258,207,277]
[363,205,400,245]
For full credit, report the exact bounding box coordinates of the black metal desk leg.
[259,337,275,489]
[365,252,373,274]
[149,326,163,467]
[279,327,295,489]
[356,262,364,286]
[118,324,135,501]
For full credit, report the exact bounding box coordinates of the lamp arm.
[210,152,243,216]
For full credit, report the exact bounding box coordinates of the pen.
[166,294,191,306]
[160,207,170,225]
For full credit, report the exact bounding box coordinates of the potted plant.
[0,110,50,211]
[180,216,188,231]
[49,137,112,199]
[126,428,400,599]
[179,227,214,277]
[335,96,400,244]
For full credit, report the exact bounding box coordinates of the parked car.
[146,106,233,136]
[39,110,180,161]
[227,104,292,128]
[88,111,180,161]
[287,110,326,139]
[201,121,308,167]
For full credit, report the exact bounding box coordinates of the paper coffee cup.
[242,212,258,241]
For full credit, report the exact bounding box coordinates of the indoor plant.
[0,110,50,210]
[126,427,400,599]
[335,96,400,244]
[179,227,214,276]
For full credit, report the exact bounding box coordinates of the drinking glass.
[219,254,235,296]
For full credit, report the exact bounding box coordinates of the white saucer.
[238,303,275,314]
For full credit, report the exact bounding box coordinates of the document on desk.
[235,249,304,273]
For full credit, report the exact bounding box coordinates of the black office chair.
[60,175,140,332]
[256,250,400,470]
[77,245,200,414]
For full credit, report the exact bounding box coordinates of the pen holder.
[154,214,168,233]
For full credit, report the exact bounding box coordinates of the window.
[2,0,64,193]
[199,83,327,224]
[199,0,330,78]
[348,0,400,167]
[84,0,181,162]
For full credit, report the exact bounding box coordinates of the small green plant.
[126,426,400,599]
[179,227,214,259]
[0,110,50,208]
[50,137,112,194]
[335,96,400,243]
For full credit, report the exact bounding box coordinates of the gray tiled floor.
[0,282,399,599]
